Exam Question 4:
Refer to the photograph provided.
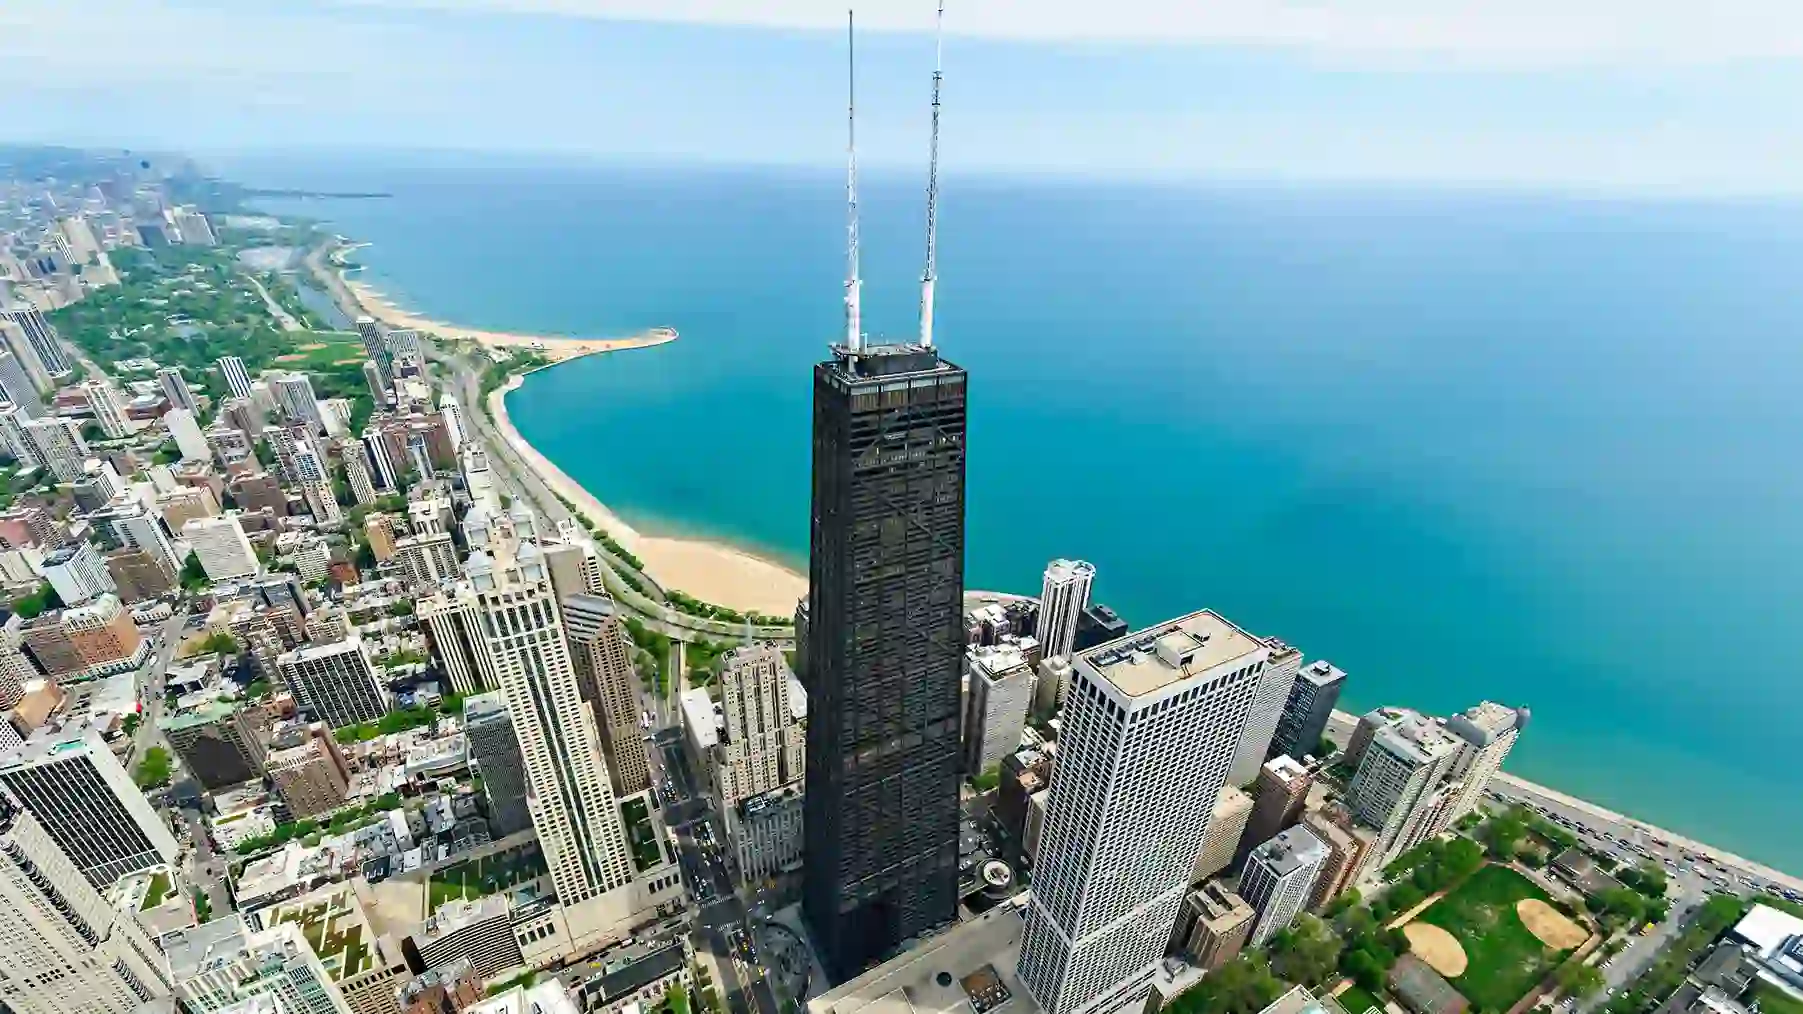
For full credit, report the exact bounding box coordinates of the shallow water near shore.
[245,157,1803,874]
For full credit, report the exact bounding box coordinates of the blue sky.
[4,0,1800,193]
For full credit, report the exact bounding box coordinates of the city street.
[129,611,192,767]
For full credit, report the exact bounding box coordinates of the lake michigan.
[244,157,1803,873]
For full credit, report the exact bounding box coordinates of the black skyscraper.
[803,342,967,980]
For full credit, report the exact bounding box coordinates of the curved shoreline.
[490,373,810,616]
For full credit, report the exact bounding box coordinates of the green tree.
[1559,963,1606,999]
[1166,954,1284,1014]
[1270,914,1345,989]
[134,746,173,789]
[198,631,240,655]
[180,552,210,591]
[1344,948,1389,992]
[10,582,62,619]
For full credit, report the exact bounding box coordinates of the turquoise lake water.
[246,159,1803,874]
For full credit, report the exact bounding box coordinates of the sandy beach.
[347,276,672,363]
[489,376,809,616]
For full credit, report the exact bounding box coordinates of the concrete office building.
[415,896,523,979]
[171,918,352,1014]
[419,583,492,696]
[271,371,326,434]
[1193,785,1254,884]
[342,439,378,506]
[276,637,388,729]
[1175,881,1256,972]
[1270,660,1346,764]
[0,798,173,1014]
[64,594,148,676]
[265,722,353,819]
[464,504,637,949]
[0,728,180,888]
[1301,806,1371,911]
[735,783,806,881]
[396,532,461,585]
[158,365,200,414]
[0,320,54,394]
[293,437,342,524]
[1,304,72,376]
[1241,826,1329,947]
[713,641,803,804]
[1229,638,1303,787]
[24,416,89,481]
[1346,709,1464,871]
[963,641,1035,776]
[1018,610,1269,1014]
[92,500,182,576]
[184,513,259,582]
[41,540,115,606]
[563,594,655,797]
[440,393,466,451]
[106,547,175,602]
[81,380,131,437]
[1033,654,1073,720]
[163,699,268,791]
[804,341,968,978]
[166,406,212,462]
[462,692,531,836]
[1037,559,1095,662]
[362,428,400,491]
[0,403,42,465]
[1237,756,1314,870]
[0,351,45,416]
[217,355,254,400]
[356,317,395,392]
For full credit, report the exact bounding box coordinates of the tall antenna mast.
[918,0,945,348]
[844,9,863,353]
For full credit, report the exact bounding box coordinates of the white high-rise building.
[464,504,637,950]
[1229,638,1304,787]
[292,437,342,524]
[0,351,44,416]
[0,321,52,394]
[461,444,497,509]
[41,541,115,606]
[1017,610,1270,1014]
[216,355,253,399]
[172,206,216,246]
[962,641,1036,776]
[249,378,279,420]
[166,406,212,462]
[1345,708,1464,870]
[0,727,180,888]
[0,798,174,1014]
[395,532,461,584]
[1239,825,1329,947]
[1,304,71,376]
[341,438,378,505]
[271,371,325,434]
[1037,559,1095,662]
[81,380,131,438]
[1443,702,1529,824]
[440,393,466,451]
[23,416,89,482]
[182,513,259,582]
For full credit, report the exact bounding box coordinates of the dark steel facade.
[803,344,966,980]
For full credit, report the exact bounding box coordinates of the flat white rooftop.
[809,907,1034,1014]
[1078,609,1263,698]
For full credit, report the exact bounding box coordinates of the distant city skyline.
[5,1,1802,194]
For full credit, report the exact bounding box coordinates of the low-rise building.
[414,895,524,980]
[265,722,352,818]
[1174,880,1255,971]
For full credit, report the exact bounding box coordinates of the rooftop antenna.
[918,0,945,349]
[844,9,863,353]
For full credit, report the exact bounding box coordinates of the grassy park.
[427,844,548,911]
[1411,865,1578,1013]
